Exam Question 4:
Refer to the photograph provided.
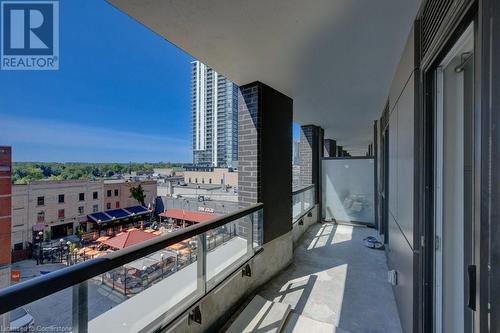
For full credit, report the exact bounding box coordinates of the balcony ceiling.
[108,0,420,154]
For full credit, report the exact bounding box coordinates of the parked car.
[10,307,34,332]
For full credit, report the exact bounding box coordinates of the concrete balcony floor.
[258,222,402,333]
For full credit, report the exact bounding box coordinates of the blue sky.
[0,0,300,163]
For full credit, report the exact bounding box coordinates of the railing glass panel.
[206,209,262,290]
[88,238,201,332]
[0,204,263,333]
[292,186,315,223]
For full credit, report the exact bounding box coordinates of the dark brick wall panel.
[299,125,323,204]
[324,139,337,157]
[299,126,314,186]
[238,82,292,243]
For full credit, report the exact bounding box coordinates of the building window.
[58,194,64,203]
[221,179,224,184]
[115,201,120,208]
[195,178,198,183]
[37,196,44,206]
[189,178,192,183]
[13,243,23,251]
[93,191,98,200]
[106,202,111,210]
[92,204,99,213]
[37,211,45,223]
[209,178,212,184]
[114,189,119,196]
[202,178,205,184]
[107,190,112,197]
[58,209,65,219]
[79,193,85,201]
[78,206,84,215]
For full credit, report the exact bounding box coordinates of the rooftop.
[102,229,158,250]
[159,208,217,223]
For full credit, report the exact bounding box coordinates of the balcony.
[254,222,401,332]
[0,183,401,333]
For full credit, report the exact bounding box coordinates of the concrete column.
[336,145,343,157]
[238,82,292,244]
[0,146,11,328]
[299,125,323,204]
[324,139,337,157]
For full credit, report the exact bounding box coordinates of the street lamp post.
[37,231,44,265]
[59,239,64,263]
[66,241,71,264]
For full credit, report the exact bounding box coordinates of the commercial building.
[183,166,237,188]
[191,60,238,167]
[158,183,238,203]
[3,1,500,333]
[9,179,157,249]
[103,179,157,210]
[11,180,104,249]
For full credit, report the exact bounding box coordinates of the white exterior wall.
[194,61,207,151]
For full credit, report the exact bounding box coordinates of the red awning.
[102,230,158,250]
[158,209,216,224]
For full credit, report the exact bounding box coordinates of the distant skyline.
[0,0,300,163]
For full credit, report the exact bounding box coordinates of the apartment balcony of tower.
[1,1,499,333]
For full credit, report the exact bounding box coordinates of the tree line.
[12,162,184,184]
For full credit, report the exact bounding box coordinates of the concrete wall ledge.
[162,230,294,333]
[292,205,319,247]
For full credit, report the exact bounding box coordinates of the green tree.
[130,185,146,206]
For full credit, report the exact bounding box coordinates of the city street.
[11,260,127,331]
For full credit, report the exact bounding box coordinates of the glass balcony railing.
[292,185,315,224]
[0,203,263,333]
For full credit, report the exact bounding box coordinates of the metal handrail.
[0,203,264,315]
[291,184,315,196]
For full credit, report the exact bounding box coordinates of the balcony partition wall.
[322,157,375,226]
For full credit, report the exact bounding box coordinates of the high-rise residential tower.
[191,61,238,168]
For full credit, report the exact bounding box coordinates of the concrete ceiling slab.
[107,0,420,153]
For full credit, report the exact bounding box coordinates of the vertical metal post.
[196,233,206,295]
[247,214,254,253]
[72,281,88,333]
[124,267,127,296]
[301,191,305,216]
